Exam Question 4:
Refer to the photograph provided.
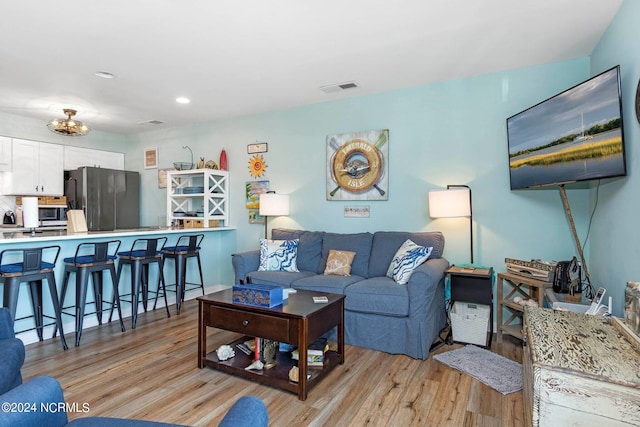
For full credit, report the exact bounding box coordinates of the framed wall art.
[327,129,389,200]
[144,147,158,169]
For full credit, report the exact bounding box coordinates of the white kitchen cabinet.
[2,139,64,195]
[64,146,124,170]
[0,136,12,172]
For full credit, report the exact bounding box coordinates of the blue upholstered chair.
[0,307,269,427]
[0,308,25,395]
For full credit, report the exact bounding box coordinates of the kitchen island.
[0,226,236,345]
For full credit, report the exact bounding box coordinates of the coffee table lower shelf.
[202,335,340,395]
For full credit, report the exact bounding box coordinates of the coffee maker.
[3,210,16,224]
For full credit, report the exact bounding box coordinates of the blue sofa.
[0,308,268,427]
[232,229,449,360]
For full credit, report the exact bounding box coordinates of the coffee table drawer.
[207,305,291,343]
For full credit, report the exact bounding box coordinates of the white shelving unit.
[166,169,228,228]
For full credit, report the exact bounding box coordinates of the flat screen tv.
[507,65,626,190]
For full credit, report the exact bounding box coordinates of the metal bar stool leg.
[74,266,91,347]
[46,272,68,350]
[175,255,186,315]
[27,280,44,341]
[92,270,104,324]
[131,261,142,329]
[157,258,170,318]
[108,264,125,333]
[195,253,205,295]
[108,261,125,323]
[3,278,20,320]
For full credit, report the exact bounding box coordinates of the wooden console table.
[523,306,640,427]
[197,289,345,400]
[496,272,552,342]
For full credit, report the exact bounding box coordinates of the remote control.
[313,296,328,303]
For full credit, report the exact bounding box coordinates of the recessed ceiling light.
[95,71,116,79]
[176,97,190,104]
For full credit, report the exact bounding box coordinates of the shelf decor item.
[220,148,227,171]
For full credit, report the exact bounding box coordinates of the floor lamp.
[259,191,290,239]
[428,185,473,264]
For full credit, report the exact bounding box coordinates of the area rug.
[433,345,523,394]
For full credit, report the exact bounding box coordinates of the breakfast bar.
[0,226,236,344]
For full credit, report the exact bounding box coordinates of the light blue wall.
[127,58,592,284]
[589,0,640,315]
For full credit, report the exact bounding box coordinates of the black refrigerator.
[64,167,140,231]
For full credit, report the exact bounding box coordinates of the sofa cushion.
[291,274,363,294]
[320,232,373,277]
[344,276,410,317]
[258,239,299,272]
[271,229,324,273]
[386,239,433,285]
[247,270,316,288]
[324,249,356,276]
[369,231,444,278]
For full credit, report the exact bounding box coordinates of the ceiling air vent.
[138,120,165,126]
[320,80,360,94]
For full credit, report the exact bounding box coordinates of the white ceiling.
[0,0,623,135]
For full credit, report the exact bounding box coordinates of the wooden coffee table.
[197,288,345,400]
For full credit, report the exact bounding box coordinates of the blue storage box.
[233,283,283,308]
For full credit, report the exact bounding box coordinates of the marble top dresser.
[523,306,640,427]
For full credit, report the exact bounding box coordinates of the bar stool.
[57,240,126,347]
[156,234,204,315]
[0,245,68,350]
[109,237,170,329]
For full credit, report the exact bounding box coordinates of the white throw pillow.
[387,239,433,284]
[258,239,299,272]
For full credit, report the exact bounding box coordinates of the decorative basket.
[450,301,490,346]
[173,162,194,170]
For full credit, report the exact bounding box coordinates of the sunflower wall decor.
[248,154,268,178]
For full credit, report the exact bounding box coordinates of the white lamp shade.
[22,197,39,228]
[259,193,290,216]
[428,188,471,218]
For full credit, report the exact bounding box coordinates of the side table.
[447,266,494,347]
[496,272,552,342]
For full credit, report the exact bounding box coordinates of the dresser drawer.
[206,305,292,343]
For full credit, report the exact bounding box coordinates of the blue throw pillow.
[386,239,433,284]
[258,239,299,272]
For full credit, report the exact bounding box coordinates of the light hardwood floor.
[22,300,524,426]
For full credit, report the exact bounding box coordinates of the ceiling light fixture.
[95,71,116,79]
[47,109,90,136]
[176,97,190,104]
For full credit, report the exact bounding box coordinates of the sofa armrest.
[0,376,68,427]
[406,257,450,299]
[231,250,260,284]
[218,396,268,427]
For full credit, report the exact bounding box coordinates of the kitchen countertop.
[0,226,236,244]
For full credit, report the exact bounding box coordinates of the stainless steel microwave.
[38,206,67,227]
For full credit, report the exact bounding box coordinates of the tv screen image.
[507,66,626,190]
